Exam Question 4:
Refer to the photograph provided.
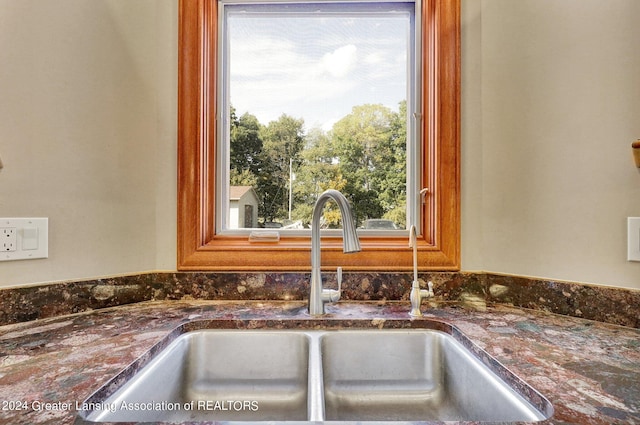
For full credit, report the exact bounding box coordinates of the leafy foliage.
[229,102,406,228]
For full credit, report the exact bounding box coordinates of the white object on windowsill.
[248,230,280,242]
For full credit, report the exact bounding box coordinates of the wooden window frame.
[177,0,460,271]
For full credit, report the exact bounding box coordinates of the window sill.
[178,235,458,271]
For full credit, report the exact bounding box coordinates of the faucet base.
[409,309,423,318]
[408,280,434,318]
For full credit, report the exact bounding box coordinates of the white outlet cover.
[628,217,640,262]
[2,228,17,252]
[0,218,48,261]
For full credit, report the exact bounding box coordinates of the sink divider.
[306,333,326,421]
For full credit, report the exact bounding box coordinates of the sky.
[226,3,412,131]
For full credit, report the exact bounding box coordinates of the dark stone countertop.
[0,300,638,425]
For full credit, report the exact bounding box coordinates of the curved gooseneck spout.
[309,190,361,315]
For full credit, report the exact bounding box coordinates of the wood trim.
[177,0,460,271]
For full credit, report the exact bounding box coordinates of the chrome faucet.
[408,225,434,317]
[309,190,361,315]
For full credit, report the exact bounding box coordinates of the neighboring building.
[229,186,260,229]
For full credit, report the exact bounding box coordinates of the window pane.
[223,2,413,231]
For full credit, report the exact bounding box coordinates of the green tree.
[379,101,407,227]
[330,103,406,226]
[227,103,406,228]
[229,108,263,186]
[258,114,305,222]
[291,128,345,226]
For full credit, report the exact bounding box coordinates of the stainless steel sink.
[321,330,546,422]
[80,331,310,422]
[76,325,553,424]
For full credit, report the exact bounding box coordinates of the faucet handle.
[322,267,342,303]
[427,280,434,297]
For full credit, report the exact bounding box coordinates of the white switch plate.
[0,218,48,261]
[628,217,640,262]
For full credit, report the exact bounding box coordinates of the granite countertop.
[0,300,638,425]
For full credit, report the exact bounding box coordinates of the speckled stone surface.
[485,274,640,328]
[1,272,639,328]
[0,300,638,425]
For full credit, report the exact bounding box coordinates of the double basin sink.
[76,322,553,424]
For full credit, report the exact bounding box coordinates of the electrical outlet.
[0,218,48,261]
[2,228,17,252]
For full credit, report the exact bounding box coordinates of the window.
[178,0,460,271]
[219,1,416,234]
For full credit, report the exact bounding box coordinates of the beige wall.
[0,0,177,286]
[462,0,640,288]
[1,0,638,289]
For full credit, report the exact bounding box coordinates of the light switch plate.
[628,217,640,262]
[0,218,48,261]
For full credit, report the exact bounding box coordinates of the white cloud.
[320,44,357,78]
[364,52,384,65]
[232,75,357,125]
[228,16,407,127]
[230,37,307,78]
